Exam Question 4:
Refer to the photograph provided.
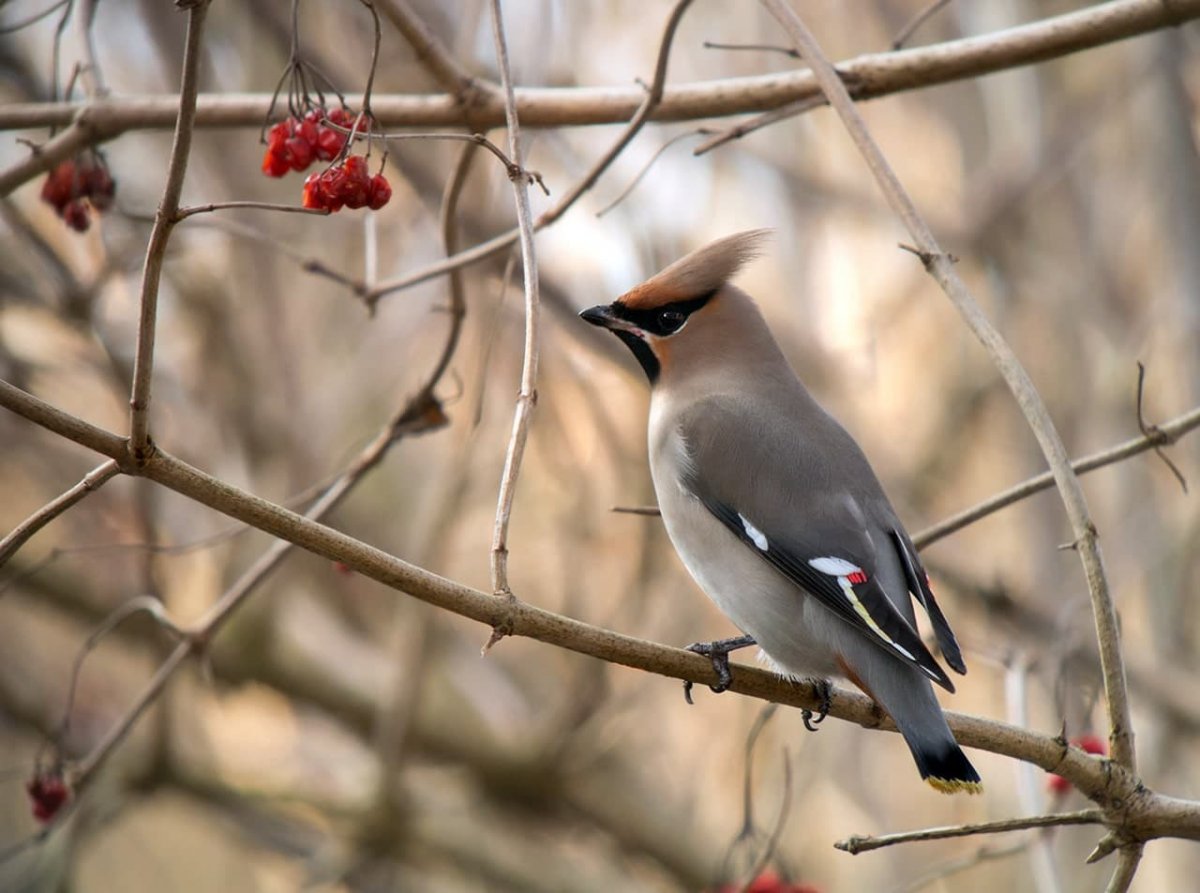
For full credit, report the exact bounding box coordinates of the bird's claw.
[801,678,833,732]
[682,635,756,704]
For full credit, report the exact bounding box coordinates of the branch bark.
[127,0,209,460]
[3,0,1197,195]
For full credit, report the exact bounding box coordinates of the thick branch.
[3,0,1197,195]
[760,0,1135,776]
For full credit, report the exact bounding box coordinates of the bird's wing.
[889,528,966,675]
[676,398,956,692]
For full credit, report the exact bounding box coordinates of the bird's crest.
[619,229,771,309]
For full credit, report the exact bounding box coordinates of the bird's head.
[579,229,772,385]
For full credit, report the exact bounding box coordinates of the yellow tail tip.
[926,776,984,795]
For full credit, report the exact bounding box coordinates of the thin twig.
[1135,362,1188,492]
[703,39,800,59]
[486,0,542,601]
[894,840,1028,893]
[596,129,706,217]
[365,0,697,306]
[375,131,549,193]
[374,0,497,103]
[127,0,210,461]
[174,201,330,220]
[693,95,826,156]
[890,0,954,50]
[0,0,72,34]
[835,810,1104,854]
[0,459,119,569]
[759,0,1137,776]
[914,405,1200,548]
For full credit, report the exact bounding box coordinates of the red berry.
[302,172,326,210]
[62,200,91,232]
[315,126,345,161]
[1047,773,1071,795]
[297,116,320,148]
[26,773,70,823]
[367,173,392,210]
[317,169,345,212]
[339,156,370,208]
[266,120,290,152]
[284,136,314,171]
[1075,734,1107,756]
[83,164,115,211]
[40,160,76,209]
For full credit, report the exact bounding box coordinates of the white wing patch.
[738,514,769,551]
[808,556,859,576]
[809,556,921,665]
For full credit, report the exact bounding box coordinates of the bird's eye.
[657,309,686,333]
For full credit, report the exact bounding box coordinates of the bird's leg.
[682,635,757,704]
[801,678,833,732]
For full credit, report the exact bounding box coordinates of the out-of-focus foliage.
[1,1,1198,891]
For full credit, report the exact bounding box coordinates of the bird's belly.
[657,486,841,679]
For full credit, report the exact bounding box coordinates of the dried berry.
[27,773,70,823]
[367,173,392,210]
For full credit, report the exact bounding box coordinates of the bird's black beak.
[579,304,617,329]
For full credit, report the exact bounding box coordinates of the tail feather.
[911,740,983,795]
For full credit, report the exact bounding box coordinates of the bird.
[579,230,981,794]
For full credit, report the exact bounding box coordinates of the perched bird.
[580,230,981,794]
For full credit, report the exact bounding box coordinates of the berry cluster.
[40,154,115,232]
[26,772,70,823]
[262,107,356,177]
[302,155,391,212]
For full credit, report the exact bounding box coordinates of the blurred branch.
[4,0,1198,194]
[0,459,119,569]
[128,0,210,459]
[365,0,696,306]
[890,0,954,50]
[835,810,1104,855]
[760,0,1135,799]
[485,0,543,600]
[375,0,497,104]
[914,404,1200,548]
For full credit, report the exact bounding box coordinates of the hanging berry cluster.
[40,152,115,232]
[261,105,391,214]
[302,156,391,212]
[261,107,356,177]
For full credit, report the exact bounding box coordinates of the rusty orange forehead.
[616,280,692,310]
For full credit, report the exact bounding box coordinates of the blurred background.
[1,1,1198,890]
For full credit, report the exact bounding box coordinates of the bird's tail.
[908,738,983,795]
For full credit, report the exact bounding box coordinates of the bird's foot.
[801,678,833,732]
[682,635,757,705]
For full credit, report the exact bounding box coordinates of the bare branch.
[835,810,1104,854]
[3,0,1195,150]
[914,404,1200,548]
[760,0,1136,776]
[486,0,542,600]
[365,0,696,305]
[0,459,120,569]
[1105,845,1144,893]
[375,0,498,103]
[174,200,330,220]
[1135,362,1188,493]
[128,0,210,460]
[890,0,954,50]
